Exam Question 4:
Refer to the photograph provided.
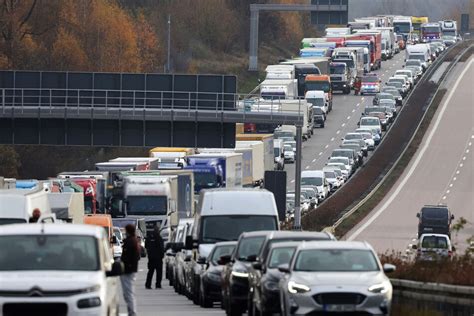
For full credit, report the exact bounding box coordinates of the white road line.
[347,58,474,241]
[325,144,329,149]
[460,163,463,168]
[466,149,470,153]
[442,196,447,200]
[449,183,453,187]
[290,179,295,183]
[312,158,316,162]
[330,137,335,141]
[446,190,450,194]
[342,123,346,127]
[469,142,472,146]
[456,170,460,174]
[305,166,310,169]
[319,152,323,156]
[347,116,351,120]
[462,157,466,161]
[336,130,340,134]
[361,97,365,101]
[356,103,360,107]
[453,177,457,181]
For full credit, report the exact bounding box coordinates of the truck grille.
[3,303,67,316]
[313,292,366,305]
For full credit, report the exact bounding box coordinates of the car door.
[102,236,118,311]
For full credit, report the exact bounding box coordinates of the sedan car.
[359,116,382,136]
[356,127,381,146]
[283,144,295,163]
[279,241,396,316]
[372,93,395,106]
[380,87,403,106]
[199,241,237,307]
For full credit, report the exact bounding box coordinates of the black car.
[247,231,335,316]
[199,241,237,308]
[313,107,326,128]
[221,231,272,316]
[417,205,454,238]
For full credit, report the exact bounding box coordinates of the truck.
[354,18,376,29]
[325,27,351,36]
[375,27,396,59]
[324,36,346,47]
[109,157,160,170]
[305,74,332,110]
[259,79,298,100]
[347,21,371,32]
[345,40,371,73]
[0,186,55,225]
[332,47,365,80]
[294,64,321,97]
[120,174,179,241]
[299,48,331,58]
[184,153,243,193]
[406,44,431,67]
[329,62,352,94]
[95,161,150,172]
[149,147,195,169]
[197,147,255,187]
[48,192,85,223]
[393,16,413,42]
[352,31,383,69]
[440,20,458,37]
[235,142,265,186]
[235,134,275,173]
[273,139,285,170]
[281,57,330,75]
[421,22,442,42]
[411,16,429,38]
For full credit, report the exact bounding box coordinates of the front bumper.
[229,275,250,305]
[361,86,380,94]
[286,287,391,316]
[202,275,223,301]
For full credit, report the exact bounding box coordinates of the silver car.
[279,241,396,316]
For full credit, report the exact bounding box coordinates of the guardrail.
[302,41,471,232]
[391,279,474,315]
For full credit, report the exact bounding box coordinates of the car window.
[421,236,448,249]
[235,236,266,260]
[210,244,236,264]
[294,249,379,272]
[268,247,296,268]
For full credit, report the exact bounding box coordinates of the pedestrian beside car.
[121,224,141,316]
[145,224,165,289]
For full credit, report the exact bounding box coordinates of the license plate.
[324,304,356,312]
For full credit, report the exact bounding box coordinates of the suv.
[417,205,454,238]
[313,107,326,128]
[413,234,455,261]
[0,223,122,315]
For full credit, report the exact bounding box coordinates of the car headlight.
[77,297,101,309]
[232,270,249,278]
[368,282,389,294]
[206,272,221,282]
[288,281,310,294]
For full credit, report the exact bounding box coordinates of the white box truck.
[260,79,298,100]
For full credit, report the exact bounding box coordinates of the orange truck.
[305,74,333,110]
[84,214,114,244]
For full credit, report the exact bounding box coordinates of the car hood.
[0,270,104,291]
[291,271,386,287]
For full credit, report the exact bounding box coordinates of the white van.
[301,170,330,202]
[305,90,329,114]
[0,224,122,315]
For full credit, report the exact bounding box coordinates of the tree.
[0,146,21,178]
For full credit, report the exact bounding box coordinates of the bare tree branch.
[18,0,37,30]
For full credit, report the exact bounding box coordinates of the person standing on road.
[145,224,165,289]
[121,224,141,316]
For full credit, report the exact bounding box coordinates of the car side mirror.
[111,235,117,244]
[383,263,396,274]
[196,256,206,264]
[451,214,455,220]
[411,244,418,250]
[252,262,262,270]
[217,254,231,265]
[106,261,124,277]
[278,264,290,273]
[452,246,456,252]
[416,213,420,218]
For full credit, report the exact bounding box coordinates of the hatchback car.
[279,241,396,316]
[413,234,455,261]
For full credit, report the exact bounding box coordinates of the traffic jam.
[0,13,462,316]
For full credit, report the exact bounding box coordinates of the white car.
[301,170,330,202]
[326,162,349,180]
[322,167,343,191]
[283,144,295,163]
[395,70,415,87]
[112,226,123,259]
[413,233,455,261]
[0,224,122,315]
[359,116,382,136]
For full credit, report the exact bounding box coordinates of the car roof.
[301,170,324,177]
[420,233,450,239]
[268,241,304,250]
[214,241,238,247]
[265,231,333,241]
[0,223,104,237]
[297,240,372,251]
[240,230,274,239]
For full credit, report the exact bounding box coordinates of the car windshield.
[301,177,323,186]
[410,55,426,62]
[328,163,347,171]
[421,236,448,249]
[306,97,325,107]
[294,249,379,272]
[236,236,266,260]
[422,26,441,33]
[194,172,219,190]
[345,134,361,140]
[406,60,421,66]
[387,82,402,88]
[112,218,137,228]
[127,196,167,216]
[331,150,352,158]
[200,215,276,243]
[268,247,296,268]
[324,171,336,179]
[0,218,27,226]
[389,78,405,84]
[284,145,292,151]
[0,235,99,271]
[394,23,411,33]
[210,244,236,264]
[396,71,411,78]
[361,118,379,125]
[314,107,324,115]
[274,148,280,157]
[377,94,394,100]
[329,157,348,165]
[362,76,379,83]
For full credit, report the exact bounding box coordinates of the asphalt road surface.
[347,57,474,255]
[285,52,406,190]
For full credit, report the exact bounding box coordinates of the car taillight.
[448,250,453,257]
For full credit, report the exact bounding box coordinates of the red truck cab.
[72,178,98,214]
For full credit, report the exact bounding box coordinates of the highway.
[347,57,474,254]
[117,53,408,316]
[284,52,405,190]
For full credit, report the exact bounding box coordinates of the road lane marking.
[290,179,295,183]
[347,116,351,120]
[331,137,335,141]
[319,152,323,156]
[442,196,447,200]
[446,190,450,194]
[325,144,329,149]
[361,97,365,101]
[336,130,340,134]
[460,163,463,167]
[356,103,360,107]
[312,158,316,162]
[462,157,466,161]
[342,123,346,127]
[352,109,356,113]
[449,183,453,187]
[305,166,310,169]
[453,177,457,181]
[347,59,474,241]
[466,149,470,153]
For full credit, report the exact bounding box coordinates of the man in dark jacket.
[121,224,141,316]
[145,224,165,289]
